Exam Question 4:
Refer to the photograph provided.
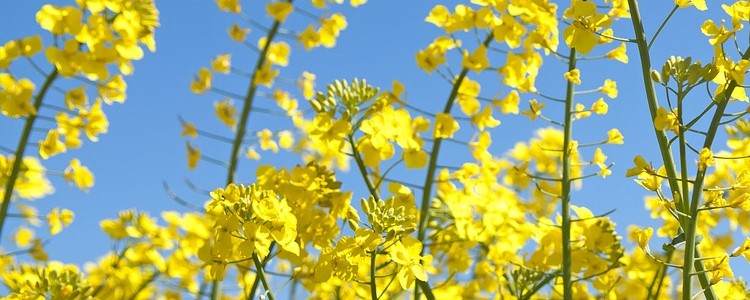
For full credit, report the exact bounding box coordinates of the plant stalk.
[560,48,577,300]
[414,32,493,299]
[0,68,58,240]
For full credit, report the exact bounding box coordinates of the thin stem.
[648,5,679,50]
[253,254,275,300]
[370,250,378,300]
[228,2,294,299]
[0,68,58,240]
[561,48,577,300]
[415,32,494,300]
[349,136,380,200]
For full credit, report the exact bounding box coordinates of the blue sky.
[1,0,748,286]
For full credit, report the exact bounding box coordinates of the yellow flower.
[563,1,612,54]
[258,129,279,153]
[14,227,34,248]
[625,155,654,177]
[564,68,581,85]
[190,67,211,94]
[216,0,241,13]
[470,105,500,131]
[591,98,608,115]
[18,35,42,57]
[64,158,94,191]
[181,122,198,138]
[47,208,74,235]
[461,45,489,73]
[599,79,618,98]
[697,147,714,171]
[634,227,653,252]
[186,142,200,169]
[266,2,294,22]
[403,149,428,169]
[65,86,87,110]
[39,130,66,160]
[277,130,294,150]
[297,25,320,50]
[298,71,316,99]
[675,0,707,11]
[30,239,48,261]
[259,38,290,67]
[494,90,520,114]
[521,99,545,121]
[606,128,623,144]
[36,5,83,35]
[433,113,459,139]
[246,146,261,160]
[211,54,231,74]
[214,99,237,129]
[606,43,628,63]
[654,107,679,132]
[228,23,250,42]
[254,62,278,88]
[425,5,449,28]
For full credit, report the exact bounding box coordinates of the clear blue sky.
[1,0,747,283]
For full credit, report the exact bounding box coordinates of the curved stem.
[561,48,577,300]
[225,1,293,299]
[348,136,380,200]
[648,5,679,50]
[0,68,58,240]
[414,32,494,300]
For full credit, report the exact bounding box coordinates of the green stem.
[348,136,380,200]
[648,5,679,50]
[0,68,58,240]
[647,249,673,299]
[560,48,577,300]
[370,249,378,300]
[682,46,750,300]
[225,2,293,299]
[414,32,493,300]
[626,0,686,225]
[253,254,275,300]
[127,271,160,300]
[225,4,288,185]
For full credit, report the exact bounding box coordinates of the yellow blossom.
[606,43,628,63]
[39,130,66,160]
[181,122,198,138]
[635,227,653,252]
[65,86,87,110]
[698,147,714,171]
[600,79,618,98]
[47,208,74,235]
[564,68,581,85]
[216,0,241,13]
[461,45,489,73]
[190,68,212,94]
[563,1,612,54]
[14,227,34,248]
[228,23,250,42]
[675,0,707,11]
[433,113,459,139]
[266,2,294,22]
[186,142,200,169]
[606,128,623,144]
[214,99,237,129]
[591,98,608,115]
[63,158,94,191]
[254,62,278,88]
[211,54,231,74]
